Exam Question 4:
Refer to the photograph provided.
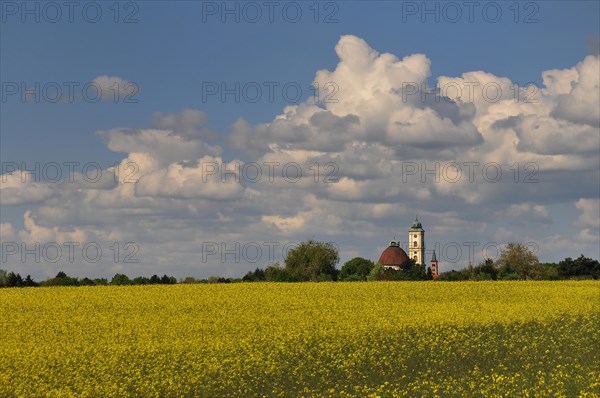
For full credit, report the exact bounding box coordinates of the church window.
[413,241,417,247]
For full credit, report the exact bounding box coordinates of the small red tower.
[430,250,439,279]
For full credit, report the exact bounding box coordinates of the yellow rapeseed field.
[1,281,599,397]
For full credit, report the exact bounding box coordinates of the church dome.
[378,243,409,267]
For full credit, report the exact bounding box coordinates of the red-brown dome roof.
[378,244,409,266]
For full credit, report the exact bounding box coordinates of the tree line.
[0,270,177,288]
[244,241,599,282]
[1,241,598,288]
[436,243,599,281]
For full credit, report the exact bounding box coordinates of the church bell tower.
[408,216,425,265]
[430,250,439,279]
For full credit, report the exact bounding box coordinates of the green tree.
[160,274,176,284]
[132,276,150,285]
[496,242,543,280]
[0,269,7,287]
[540,263,560,280]
[79,277,95,286]
[23,275,38,287]
[381,267,404,281]
[367,263,385,281]
[242,268,266,282]
[207,276,231,284]
[6,272,23,287]
[437,270,467,281]
[370,259,428,281]
[558,255,600,279]
[401,259,429,280]
[462,259,498,280]
[339,257,374,281]
[265,262,296,282]
[110,273,131,285]
[284,240,339,281]
[43,272,79,286]
[477,258,499,280]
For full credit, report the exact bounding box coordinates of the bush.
[500,273,522,281]
[316,273,334,282]
[265,263,297,282]
[340,274,364,282]
[437,270,467,281]
[474,272,493,281]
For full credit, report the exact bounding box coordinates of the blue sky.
[1,1,599,279]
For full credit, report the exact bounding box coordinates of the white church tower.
[408,216,425,265]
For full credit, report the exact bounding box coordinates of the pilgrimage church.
[378,216,439,278]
